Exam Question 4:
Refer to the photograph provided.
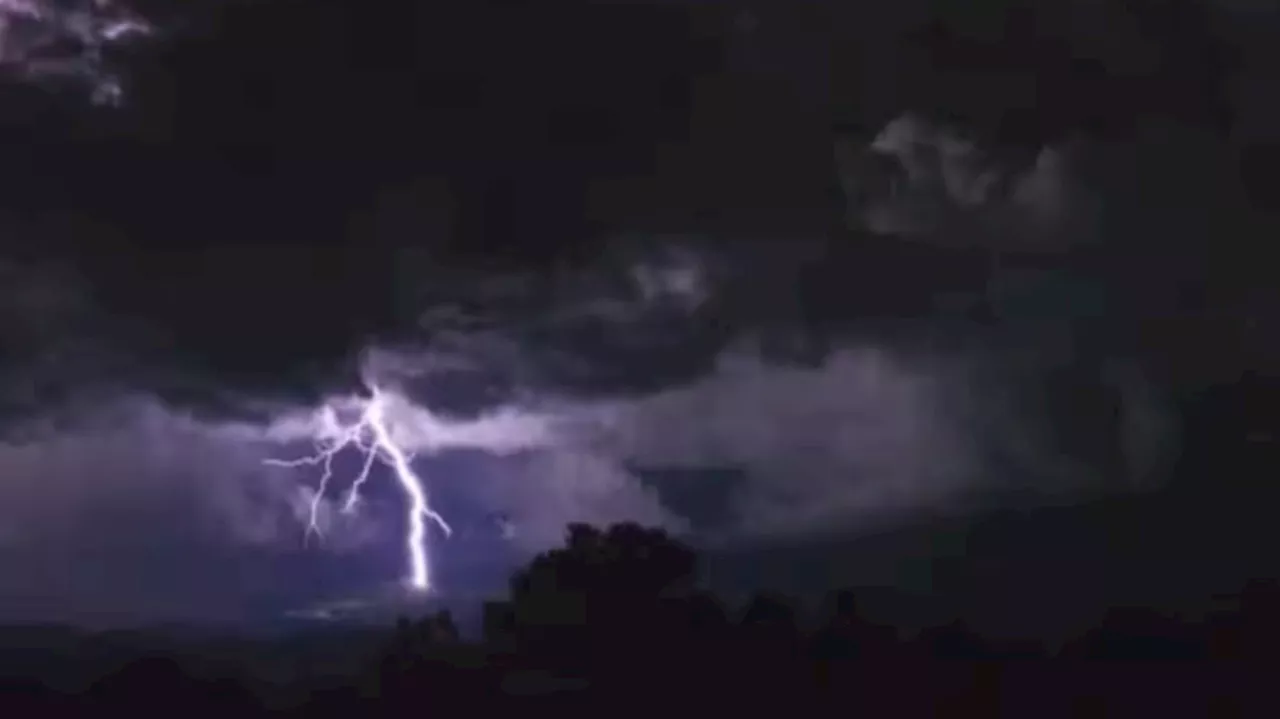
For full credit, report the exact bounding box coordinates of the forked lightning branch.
[264,381,557,592]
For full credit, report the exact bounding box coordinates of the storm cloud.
[0,223,1178,622]
[0,0,1237,625]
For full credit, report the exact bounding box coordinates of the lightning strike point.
[265,383,451,593]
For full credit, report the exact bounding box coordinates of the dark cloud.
[0,2,772,407]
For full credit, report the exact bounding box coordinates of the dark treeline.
[2,518,1278,715]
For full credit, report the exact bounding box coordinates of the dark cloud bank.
[0,0,1274,628]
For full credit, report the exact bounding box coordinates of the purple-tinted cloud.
[581,337,1171,544]
[0,397,281,624]
[838,112,1099,253]
[0,0,153,105]
[0,212,1180,625]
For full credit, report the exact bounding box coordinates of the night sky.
[0,0,1276,632]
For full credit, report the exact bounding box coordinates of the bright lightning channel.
[265,385,450,592]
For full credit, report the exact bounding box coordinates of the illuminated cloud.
[839,113,1097,252]
[467,448,682,553]
[0,0,154,105]
[0,397,294,623]
[0,217,1185,624]
[588,343,974,538]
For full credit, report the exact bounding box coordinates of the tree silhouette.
[1067,607,1206,661]
[511,523,697,598]
[506,522,698,677]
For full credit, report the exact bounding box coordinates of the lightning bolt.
[265,385,451,592]
[261,372,560,592]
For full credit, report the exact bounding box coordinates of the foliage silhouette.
[0,519,1278,713]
